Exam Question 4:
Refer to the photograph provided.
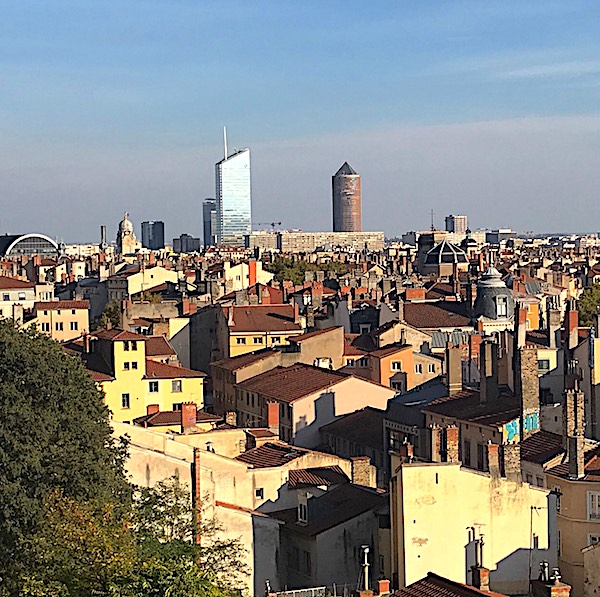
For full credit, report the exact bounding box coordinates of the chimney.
[502,442,522,483]
[293,302,300,324]
[227,307,234,327]
[377,580,390,596]
[445,426,459,463]
[181,402,197,434]
[351,456,376,487]
[479,340,499,405]
[566,299,579,351]
[531,567,572,597]
[248,259,257,287]
[487,442,501,478]
[267,401,279,435]
[471,566,490,592]
[568,435,585,480]
[547,307,561,350]
[398,441,414,464]
[430,425,442,462]
[516,347,540,441]
[146,404,159,415]
[563,389,585,450]
[225,411,237,427]
[445,345,462,395]
[261,285,271,305]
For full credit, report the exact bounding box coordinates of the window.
[477,443,487,471]
[55,322,63,331]
[255,488,264,499]
[588,492,600,520]
[428,363,435,373]
[41,322,50,332]
[149,381,159,393]
[2,293,9,301]
[538,359,550,372]
[298,502,308,524]
[463,440,471,467]
[253,337,263,344]
[43,310,48,315]
[536,477,544,488]
[123,341,130,351]
[272,336,281,344]
[70,321,78,331]
[496,296,508,317]
[121,393,130,408]
[124,362,130,370]
[131,361,138,370]
[391,361,402,371]
[172,380,182,393]
[236,337,246,345]
[359,324,371,334]
[526,473,533,484]
[18,292,26,300]
[71,309,76,315]
[415,363,423,374]
[589,534,600,546]
[302,550,311,575]
[173,403,182,411]
[131,341,137,351]
[357,357,368,367]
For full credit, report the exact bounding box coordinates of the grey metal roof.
[335,161,357,176]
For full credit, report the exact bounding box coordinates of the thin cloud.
[499,60,600,80]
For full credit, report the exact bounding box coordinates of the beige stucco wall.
[390,459,553,595]
[583,542,600,597]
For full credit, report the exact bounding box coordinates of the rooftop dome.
[473,266,514,320]
[424,239,468,265]
[119,212,134,234]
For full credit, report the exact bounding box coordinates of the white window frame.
[588,491,600,520]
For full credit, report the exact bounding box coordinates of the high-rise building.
[445,215,468,234]
[202,199,217,246]
[173,233,201,254]
[215,130,252,246]
[332,162,361,232]
[141,220,165,250]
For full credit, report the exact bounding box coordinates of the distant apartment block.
[141,221,165,250]
[246,230,384,252]
[445,214,468,234]
[172,234,201,254]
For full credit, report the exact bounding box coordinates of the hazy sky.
[2,0,600,242]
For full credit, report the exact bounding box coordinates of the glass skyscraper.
[215,147,252,246]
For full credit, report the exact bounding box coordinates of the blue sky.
[2,1,600,241]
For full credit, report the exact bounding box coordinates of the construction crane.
[252,222,282,231]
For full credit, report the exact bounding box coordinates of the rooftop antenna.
[430,209,435,231]
[223,126,228,160]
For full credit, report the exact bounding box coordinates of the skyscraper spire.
[223,126,228,160]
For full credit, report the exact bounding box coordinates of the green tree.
[0,320,130,590]
[578,283,600,326]
[92,299,122,331]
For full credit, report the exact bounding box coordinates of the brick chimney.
[471,566,490,592]
[180,402,197,434]
[146,404,159,415]
[479,340,499,405]
[398,440,414,464]
[260,285,271,305]
[516,346,540,441]
[515,304,528,349]
[503,442,522,483]
[430,425,442,462]
[445,345,462,396]
[267,401,279,435]
[445,425,459,463]
[487,442,501,478]
[563,389,585,450]
[547,307,561,350]
[351,456,376,487]
[531,567,572,597]
[225,411,237,427]
[248,260,257,287]
[566,299,579,351]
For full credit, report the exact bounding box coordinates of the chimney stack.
[503,442,522,483]
[566,299,579,351]
[563,389,585,450]
[146,404,159,416]
[516,347,540,441]
[516,304,528,349]
[445,426,460,463]
[430,425,442,462]
[547,307,561,350]
[445,345,462,396]
[267,401,279,435]
[479,340,499,405]
[487,442,501,478]
[351,456,376,487]
[180,402,197,434]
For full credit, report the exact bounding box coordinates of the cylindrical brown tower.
[332,162,362,232]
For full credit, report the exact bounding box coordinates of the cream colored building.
[389,453,556,595]
[107,265,179,301]
[30,300,90,342]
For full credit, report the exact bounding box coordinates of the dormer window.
[496,296,508,318]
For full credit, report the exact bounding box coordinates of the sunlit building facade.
[215,148,252,246]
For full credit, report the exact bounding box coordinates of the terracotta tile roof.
[288,327,343,343]
[217,284,284,304]
[134,409,221,427]
[94,329,147,341]
[392,572,508,596]
[269,484,386,536]
[225,304,303,333]
[287,465,349,489]
[79,351,114,382]
[547,444,600,481]
[34,300,90,311]
[0,276,35,289]
[423,388,520,428]
[344,334,368,357]
[144,359,206,379]
[520,430,564,465]
[215,501,270,517]
[320,407,386,452]
[369,343,412,359]
[424,281,456,300]
[144,335,176,357]
[236,363,349,403]
[403,302,471,329]
[525,330,550,348]
[235,441,309,468]
[211,348,279,371]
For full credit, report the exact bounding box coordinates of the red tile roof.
[287,465,349,489]
[423,388,520,428]
[288,326,343,343]
[235,441,309,468]
[520,430,564,465]
[94,329,147,341]
[144,335,176,357]
[236,363,349,403]
[344,334,368,356]
[225,304,303,333]
[368,343,412,359]
[320,407,386,452]
[211,348,279,371]
[403,302,471,329]
[392,572,508,596]
[246,428,278,438]
[34,300,90,311]
[547,444,600,481]
[133,409,221,427]
[144,359,206,379]
[0,276,35,289]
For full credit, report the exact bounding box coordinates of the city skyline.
[3,2,600,241]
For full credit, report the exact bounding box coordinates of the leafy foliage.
[92,299,122,331]
[578,283,600,326]
[264,257,348,285]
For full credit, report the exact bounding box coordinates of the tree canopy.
[264,257,348,286]
[578,283,600,327]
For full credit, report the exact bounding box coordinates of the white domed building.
[116,213,141,256]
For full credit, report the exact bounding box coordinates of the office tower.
[215,129,252,246]
[445,215,468,234]
[141,221,165,250]
[203,199,217,246]
[332,162,361,232]
[173,233,201,254]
